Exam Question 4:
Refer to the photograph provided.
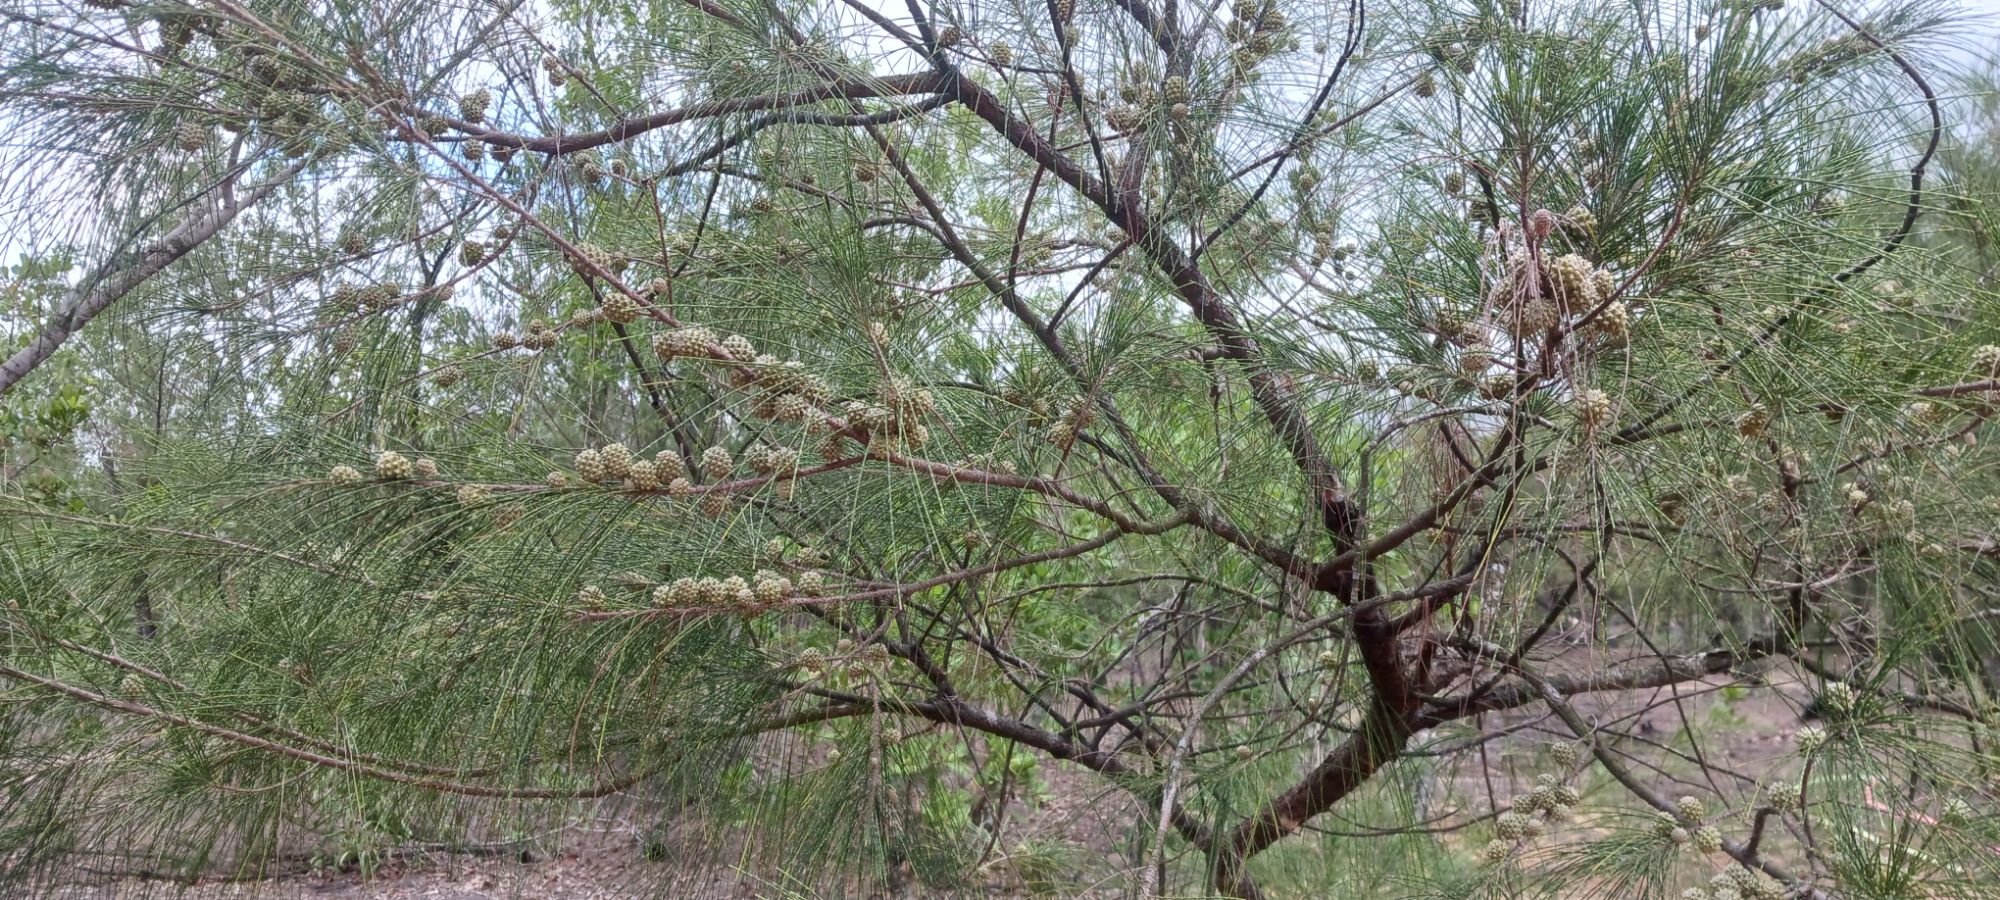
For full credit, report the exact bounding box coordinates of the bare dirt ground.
[32,664,1844,900]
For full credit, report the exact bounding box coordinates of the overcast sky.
[0,0,1994,277]
[1955,0,2000,51]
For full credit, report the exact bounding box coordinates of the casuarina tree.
[1,0,1996,896]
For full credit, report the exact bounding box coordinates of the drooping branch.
[0,665,659,799]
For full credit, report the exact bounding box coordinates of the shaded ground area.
[35,662,1862,899]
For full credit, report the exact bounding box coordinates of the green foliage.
[0,0,1997,897]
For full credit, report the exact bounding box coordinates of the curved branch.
[0,665,658,799]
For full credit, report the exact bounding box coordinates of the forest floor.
[34,663,1832,900]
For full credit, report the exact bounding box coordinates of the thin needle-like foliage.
[0,0,1997,897]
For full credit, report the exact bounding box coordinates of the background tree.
[1,0,1997,897]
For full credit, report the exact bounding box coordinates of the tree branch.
[0,157,307,396]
